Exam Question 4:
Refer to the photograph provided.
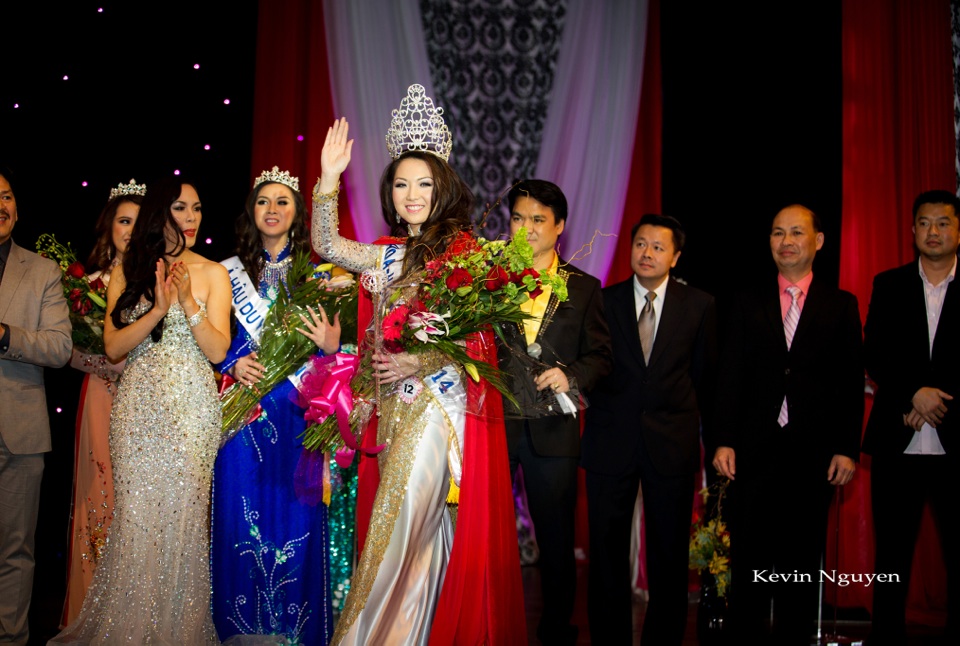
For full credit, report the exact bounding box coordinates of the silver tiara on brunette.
[254,166,300,192]
[109,179,147,200]
[385,84,453,162]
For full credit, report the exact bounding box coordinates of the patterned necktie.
[638,291,656,364]
[778,285,801,427]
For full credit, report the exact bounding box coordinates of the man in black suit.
[862,189,960,644]
[711,204,862,645]
[582,214,716,645]
[498,179,611,645]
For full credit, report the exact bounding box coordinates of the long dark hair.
[86,195,143,273]
[111,177,194,340]
[234,181,310,290]
[378,151,474,277]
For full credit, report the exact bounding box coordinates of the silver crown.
[109,179,147,201]
[254,166,300,192]
[385,84,453,162]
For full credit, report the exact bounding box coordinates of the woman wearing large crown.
[211,167,340,645]
[50,176,231,644]
[61,180,143,626]
[312,85,525,645]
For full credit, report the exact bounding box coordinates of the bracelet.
[312,181,340,204]
[187,300,207,327]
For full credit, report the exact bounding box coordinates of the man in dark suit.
[711,204,862,645]
[498,179,611,645]
[862,189,960,644]
[0,165,72,644]
[582,214,716,645]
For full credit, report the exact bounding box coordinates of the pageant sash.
[221,255,270,342]
[379,243,405,285]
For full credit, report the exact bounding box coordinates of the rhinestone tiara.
[385,84,453,162]
[109,178,147,201]
[254,166,300,192]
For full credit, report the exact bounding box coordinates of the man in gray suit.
[0,165,71,644]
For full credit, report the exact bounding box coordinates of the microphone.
[527,342,577,417]
[527,342,542,360]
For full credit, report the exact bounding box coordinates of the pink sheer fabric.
[61,353,123,626]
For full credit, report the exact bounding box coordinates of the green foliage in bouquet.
[220,252,358,436]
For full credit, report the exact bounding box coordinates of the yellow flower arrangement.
[689,478,732,598]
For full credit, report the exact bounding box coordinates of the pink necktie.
[778,286,801,427]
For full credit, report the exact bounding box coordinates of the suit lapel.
[647,279,684,369]
[932,267,960,355]
[612,279,646,367]
[791,278,824,348]
[764,278,786,349]
[0,242,28,321]
[534,266,569,343]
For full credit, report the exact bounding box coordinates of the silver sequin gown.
[50,301,221,645]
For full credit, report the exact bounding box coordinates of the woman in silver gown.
[50,176,232,645]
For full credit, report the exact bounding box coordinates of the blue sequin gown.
[211,248,333,646]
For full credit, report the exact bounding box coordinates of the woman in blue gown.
[212,167,341,645]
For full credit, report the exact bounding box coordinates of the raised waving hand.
[318,117,354,194]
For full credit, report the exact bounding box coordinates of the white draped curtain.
[322,0,648,283]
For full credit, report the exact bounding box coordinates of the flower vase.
[696,573,730,645]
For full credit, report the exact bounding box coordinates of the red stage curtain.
[252,0,355,241]
[834,0,954,622]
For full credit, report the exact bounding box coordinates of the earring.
[396,213,401,223]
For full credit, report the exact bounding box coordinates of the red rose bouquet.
[394,227,567,393]
[35,233,109,354]
[300,227,567,454]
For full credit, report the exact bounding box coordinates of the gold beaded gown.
[49,301,221,645]
[312,193,467,646]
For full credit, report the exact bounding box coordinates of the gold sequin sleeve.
[311,183,380,273]
[416,347,464,378]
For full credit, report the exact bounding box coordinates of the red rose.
[441,232,481,261]
[484,265,509,291]
[88,277,106,291]
[529,286,544,300]
[445,267,473,291]
[66,261,86,279]
[509,267,540,284]
[68,287,83,302]
[79,299,93,316]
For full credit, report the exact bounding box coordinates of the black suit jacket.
[582,277,717,477]
[499,261,612,458]
[711,275,863,466]
[863,260,960,456]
